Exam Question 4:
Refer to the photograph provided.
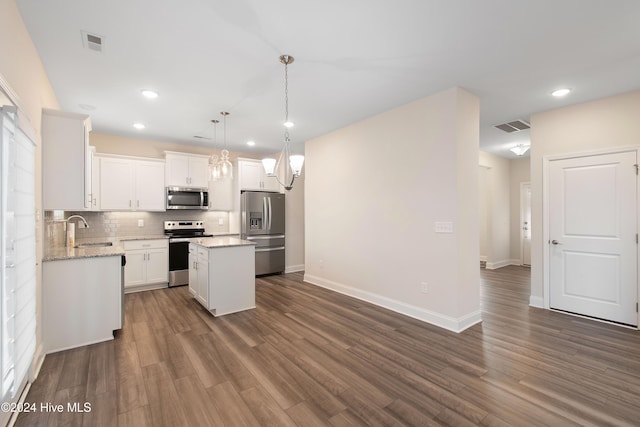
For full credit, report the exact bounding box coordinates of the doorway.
[520,182,531,266]
[548,151,638,326]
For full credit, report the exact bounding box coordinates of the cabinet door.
[42,110,91,210]
[135,161,166,211]
[239,160,264,190]
[209,178,233,211]
[124,250,146,287]
[100,157,134,210]
[165,155,190,186]
[188,251,197,296]
[262,174,280,192]
[145,247,168,283]
[90,152,100,211]
[196,257,209,307]
[189,157,210,188]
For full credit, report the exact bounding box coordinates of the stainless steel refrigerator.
[240,191,285,275]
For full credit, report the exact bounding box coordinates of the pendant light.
[262,54,304,191]
[219,111,233,179]
[209,119,221,181]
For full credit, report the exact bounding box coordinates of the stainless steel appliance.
[166,187,209,210]
[241,191,285,275]
[164,220,212,286]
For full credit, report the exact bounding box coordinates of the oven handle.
[169,238,193,243]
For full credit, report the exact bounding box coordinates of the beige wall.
[529,90,640,306]
[0,0,60,376]
[304,87,480,332]
[478,151,511,268]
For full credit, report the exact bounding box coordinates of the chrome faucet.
[65,215,89,228]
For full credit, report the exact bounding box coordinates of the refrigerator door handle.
[263,197,268,231]
[268,197,272,230]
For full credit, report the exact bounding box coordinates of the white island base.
[189,237,256,316]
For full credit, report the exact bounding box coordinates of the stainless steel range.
[164,220,212,287]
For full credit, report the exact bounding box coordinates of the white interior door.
[521,182,531,266]
[549,151,637,326]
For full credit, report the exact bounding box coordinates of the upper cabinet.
[236,158,280,192]
[165,151,210,188]
[99,155,165,211]
[42,109,92,210]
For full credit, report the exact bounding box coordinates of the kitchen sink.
[73,242,113,248]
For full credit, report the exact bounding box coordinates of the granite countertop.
[189,236,256,249]
[43,244,125,262]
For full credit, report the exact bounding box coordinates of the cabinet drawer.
[197,247,208,258]
[123,239,168,251]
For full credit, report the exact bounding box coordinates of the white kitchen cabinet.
[123,239,169,292]
[99,155,165,211]
[42,108,92,210]
[237,158,280,192]
[43,255,122,353]
[209,177,233,211]
[188,240,255,316]
[165,151,210,188]
[189,245,209,306]
[90,150,101,211]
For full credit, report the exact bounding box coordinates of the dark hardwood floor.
[16,266,640,426]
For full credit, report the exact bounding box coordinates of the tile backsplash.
[45,210,230,245]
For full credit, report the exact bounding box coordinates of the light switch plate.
[434,221,454,233]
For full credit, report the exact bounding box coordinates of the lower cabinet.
[188,245,209,306]
[124,239,169,292]
[188,242,255,316]
[43,256,122,353]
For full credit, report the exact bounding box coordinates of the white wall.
[0,0,59,383]
[478,151,511,269]
[530,90,640,306]
[305,87,480,332]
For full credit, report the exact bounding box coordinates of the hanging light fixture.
[219,111,233,179]
[262,54,304,191]
[209,119,221,181]
[510,143,530,156]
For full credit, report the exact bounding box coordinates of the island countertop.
[189,236,256,249]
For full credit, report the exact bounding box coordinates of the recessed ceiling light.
[283,121,294,128]
[510,143,530,156]
[551,88,571,97]
[133,123,146,130]
[140,89,159,99]
[246,140,256,146]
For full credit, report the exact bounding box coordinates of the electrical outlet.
[137,219,144,227]
[218,218,224,226]
[420,282,428,293]
[434,221,454,233]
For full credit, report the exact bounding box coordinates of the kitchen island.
[189,237,256,316]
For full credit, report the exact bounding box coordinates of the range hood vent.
[82,31,104,52]
[494,119,530,133]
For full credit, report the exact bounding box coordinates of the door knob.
[551,240,561,245]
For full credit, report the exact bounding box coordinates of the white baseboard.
[303,274,482,333]
[485,259,522,269]
[30,343,45,381]
[285,264,305,273]
[529,295,544,308]
[479,256,487,262]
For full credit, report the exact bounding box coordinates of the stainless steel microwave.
[166,187,208,210]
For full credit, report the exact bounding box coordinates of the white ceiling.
[16,0,640,159]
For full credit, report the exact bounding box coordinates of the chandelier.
[262,54,304,191]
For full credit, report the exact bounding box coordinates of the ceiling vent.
[81,31,104,52]
[494,119,530,133]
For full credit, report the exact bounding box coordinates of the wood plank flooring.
[16,266,640,426]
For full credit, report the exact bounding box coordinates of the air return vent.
[81,31,104,52]
[494,119,530,133]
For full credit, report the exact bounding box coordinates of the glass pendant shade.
[289,155,304,176]
[220,149,233,179]
[262,158,277,176]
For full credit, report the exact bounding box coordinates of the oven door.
[168,240,190,286]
